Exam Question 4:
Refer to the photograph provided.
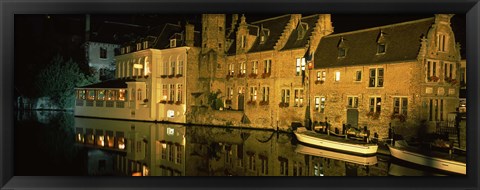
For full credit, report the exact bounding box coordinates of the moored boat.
[293,128,378,156]
[387,140,466,175]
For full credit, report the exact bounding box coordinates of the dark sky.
[14,14,466,97]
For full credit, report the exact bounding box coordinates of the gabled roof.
[151,23,183,49]
[247,15,291,53]
[77,78,136,89]
[314,17,435,69]
[281,14,319,51]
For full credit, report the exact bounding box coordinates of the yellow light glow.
[133,64,143,69]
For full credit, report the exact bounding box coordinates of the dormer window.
[377,43,386,54]
[143,41,149,49]
[376,31,387,54]
[170,39,176,48]
[338,48,346,58]
[297,22,308,40]
[126,46,131,53]
[260,27,270,44]
[136,43,142,51]
[337,37,347,58]
[120,47,125,54]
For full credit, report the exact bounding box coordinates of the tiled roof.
[314,17,434,69]
[77,78,136,89]
[248,15,291,53]
[281,14,319,51]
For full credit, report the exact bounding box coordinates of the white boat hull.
[388,145,466,175]
[294,131,378,155]
[295,144,377,165]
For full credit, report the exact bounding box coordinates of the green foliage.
[207,90,224,110]
[35,55,98,109]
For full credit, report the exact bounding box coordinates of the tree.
[35,55,98,109]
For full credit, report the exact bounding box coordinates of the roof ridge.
[301,14,320,20]
[251,14,291,24]
[326,17,434,38]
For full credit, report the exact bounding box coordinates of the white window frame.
[252,61,258,74]
[368,68,384,87]
[436,33,447,52]
[393,97,408,116]
[347,96,359,108]
[369,96,382,113]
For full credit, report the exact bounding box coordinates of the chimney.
[186,23,195,47]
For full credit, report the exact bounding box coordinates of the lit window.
[436,34,447,52]
[294,89,304,107]
[320,97,326,113]
[249,87,257,101]
[296,58,305,76]
[252,61,258,74]
[170,39,176,48]
[240,62,246,74]
[264,59,271,74]
[369,97,382,113]
[335,71,340,81]
[314,97,320,111]
[167,110,175,118]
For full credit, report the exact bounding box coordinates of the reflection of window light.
[167,110,175,118]
[167,128,175,136]
[77,133,84,142]
[119,89,125,101]
[118,137,125,150]
[143,165,149,176]
[97,136,105,147]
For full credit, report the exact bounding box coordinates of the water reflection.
[73,116,392,176]
[15,111,457,176]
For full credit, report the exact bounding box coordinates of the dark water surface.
[15,111,458,176]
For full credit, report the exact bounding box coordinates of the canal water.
[15,110,459,176]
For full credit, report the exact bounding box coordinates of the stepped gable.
[281,15,320,51]
[314,17,435,69]
[247,15,292,53]
[78,78,136,89]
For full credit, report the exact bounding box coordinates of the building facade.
[74,14,462,137]
[75,23,201,123]
[309,14,461,138]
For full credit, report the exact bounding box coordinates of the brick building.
[191,14,332,131]
[309,14,461,138]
